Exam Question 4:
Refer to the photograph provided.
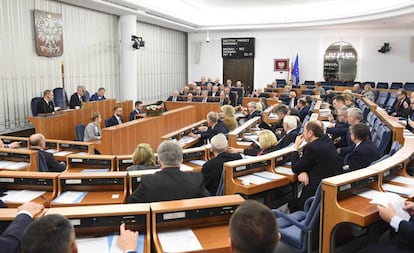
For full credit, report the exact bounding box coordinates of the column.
[119,15,137,101]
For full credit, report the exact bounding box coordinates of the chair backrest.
[362,81,375,88]
[38,152,49,172]
[276,79,287,85]
[304,80,315,86]
[302,183,322,226]
[389,140,402,156]
[75,124,85,141]
[344,81,354,87]
[390,82,403,90]
[301,89,314,95]
[83,90,91,101]
[31,97,42,116]
[376,91,389,107]
[385,92,398,110]
[215,172,224,196]
[375,125,391,156]
[404,82,414,91]
[376,82,389,89]
[53,88,69,110]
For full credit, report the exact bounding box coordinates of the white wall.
[188,29,414,90]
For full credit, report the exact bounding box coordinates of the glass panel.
[324,41,357,82]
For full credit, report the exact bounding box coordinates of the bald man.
[29,134,65,172]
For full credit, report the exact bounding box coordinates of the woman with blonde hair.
[221,104,238,131]
[83,112,102,141]
[229,129,278,156]
[127,143,159,171]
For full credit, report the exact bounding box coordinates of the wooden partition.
[262,103,280,125]
[242,97,279,108]
[0,171,58,207]
[151,195,244,253]
[0,148,39,171]
[95,106,198,155]
[164,101,221,121]
[375,108,405,144]
[46,203,151,253]
[53,172,128,207]
[66,154,116,172]
[223,154,289,207]
[160,120,207,149]
[27,99,132,140]
[227,116,261,149]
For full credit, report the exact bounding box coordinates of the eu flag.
[292,54,299,85]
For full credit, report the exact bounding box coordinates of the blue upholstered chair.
[301,89,314,96]
[31,97,42,116]
[75,124,85,141]
[215,173,224,196]
[303,80,315,86]
[83,90,91,101]
[273,183,322,253]
[376,82,389,89]
[404,82,414,91]
[53,87,69,110]
[384,92,398,112]
[38,152,49,172]
[389,140,402,156]
[375,91,389,108]
[390,82,403,90]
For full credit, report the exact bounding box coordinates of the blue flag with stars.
[292,54,299,85]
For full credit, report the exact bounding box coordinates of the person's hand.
[298,172,309,186]
[403,201,414,216]
[403,101,409,109]
[377,203,395,223]
[18,202,44,217]
[117,223,138,251]
[188,132,197,138]
[9,141,21,148]
[391,112,397,116]
[294,134,305,150]
[228,147,243,153]
[198,126,207,131]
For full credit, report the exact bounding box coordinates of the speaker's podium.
[151,195,244,253]
[46,203,150,253]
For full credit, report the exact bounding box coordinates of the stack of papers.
[188,160,206,166]
[382,183,414,197]
[45,149,57,154]
[158,229,202,253]
[77,234,144,253]
[54,151,73,156]
[253,171,285,180]
[389,176,414,185]
[274,166,294,175]
[180,164,194,171]
[177,136,195,146]
[0,161,29,170]
[53,191,87,204]
[81,168,110,173]
[237,174,271,185]
[0,190,46,203]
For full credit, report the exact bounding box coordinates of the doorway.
[223,58,254,95]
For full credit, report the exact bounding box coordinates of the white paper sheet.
[45,149,57,153]
[382,183,414,197]
[77,237,109,253]
[237,174,271,185]
[1,161,29,170]
[54,151,74,156]
[180,164,194,171]
[0,190,46,203]
[389,176,414,186]
[253,171,285,180]
[53,191,87,204]
[353,188,384,200]
[188,160,206,166]
[274,166,294,175]
[369,192,411,221]
[0,161,16,168]
[158,229,202,253]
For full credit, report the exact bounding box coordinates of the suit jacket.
[243,144,279,156]
[246,110,262,121]
[219,98,229,106]
[199,120,229,140]
[32,149,66,172]
[392,97,411,118]
[36,99,55,114]
[128,109,141,121]
[105,115,122,127]
[199,97,212,103]
[89,93,106,101]
[226,92,236,106]
[326,122,349,148]
[290,134,342,211]
[208,91,220,97]
[69,93,84,109]
[299,106,310,122]
[345,139,380,171]
[127,167,210,203]
[202,152,242,195]
[275,128,300,150]
[0,213,33,253]
[167,96,183,102]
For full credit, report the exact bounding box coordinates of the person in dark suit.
[297,98,309,122]
[243,102,262,121]
[218,91,229,106]
[337,107,364,157]
[69,85,85,109]
[208,85,220,97]
[274,115,299,150]
[229,129,278,156]
[359,200,414,253]
[286,91,298,108]
[188,111,229,141]
[36,90,57,114]
[29,133,65,172]
[105,105,123,127]
[185,93,196,102]
[0,202,44,253]
[202,134,242,195]
[166,90,182,102]
[89,87,106,101]
[289,120,342,212]
[129,101,143,121]
[224,87,236,106]
[128,141,209,203]
[22,213,139,253]
[199,90,212,103]
[344,123,380,171]
[390,89,410,118]
[326,106,349,148]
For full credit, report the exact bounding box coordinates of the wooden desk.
[53,172,127,207]
[361,96,377,112]
[0,136,29,148]
[223,154,289,207]
[66,154,116,172]
[164,101,221,122]
[0,171,58,207]
[95,106,198,155]
[46,203,150,253]
[375,108,405,144]
[116,155,133,171]
[320,168,381,253]
[45,139,95,161]
[262,103,280,125]
[182,146,210,172]
[227,116,261,149]
[0,148,38,171]
[160,120,206,149]
[0,208,46,233]
[151,195,244,253]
